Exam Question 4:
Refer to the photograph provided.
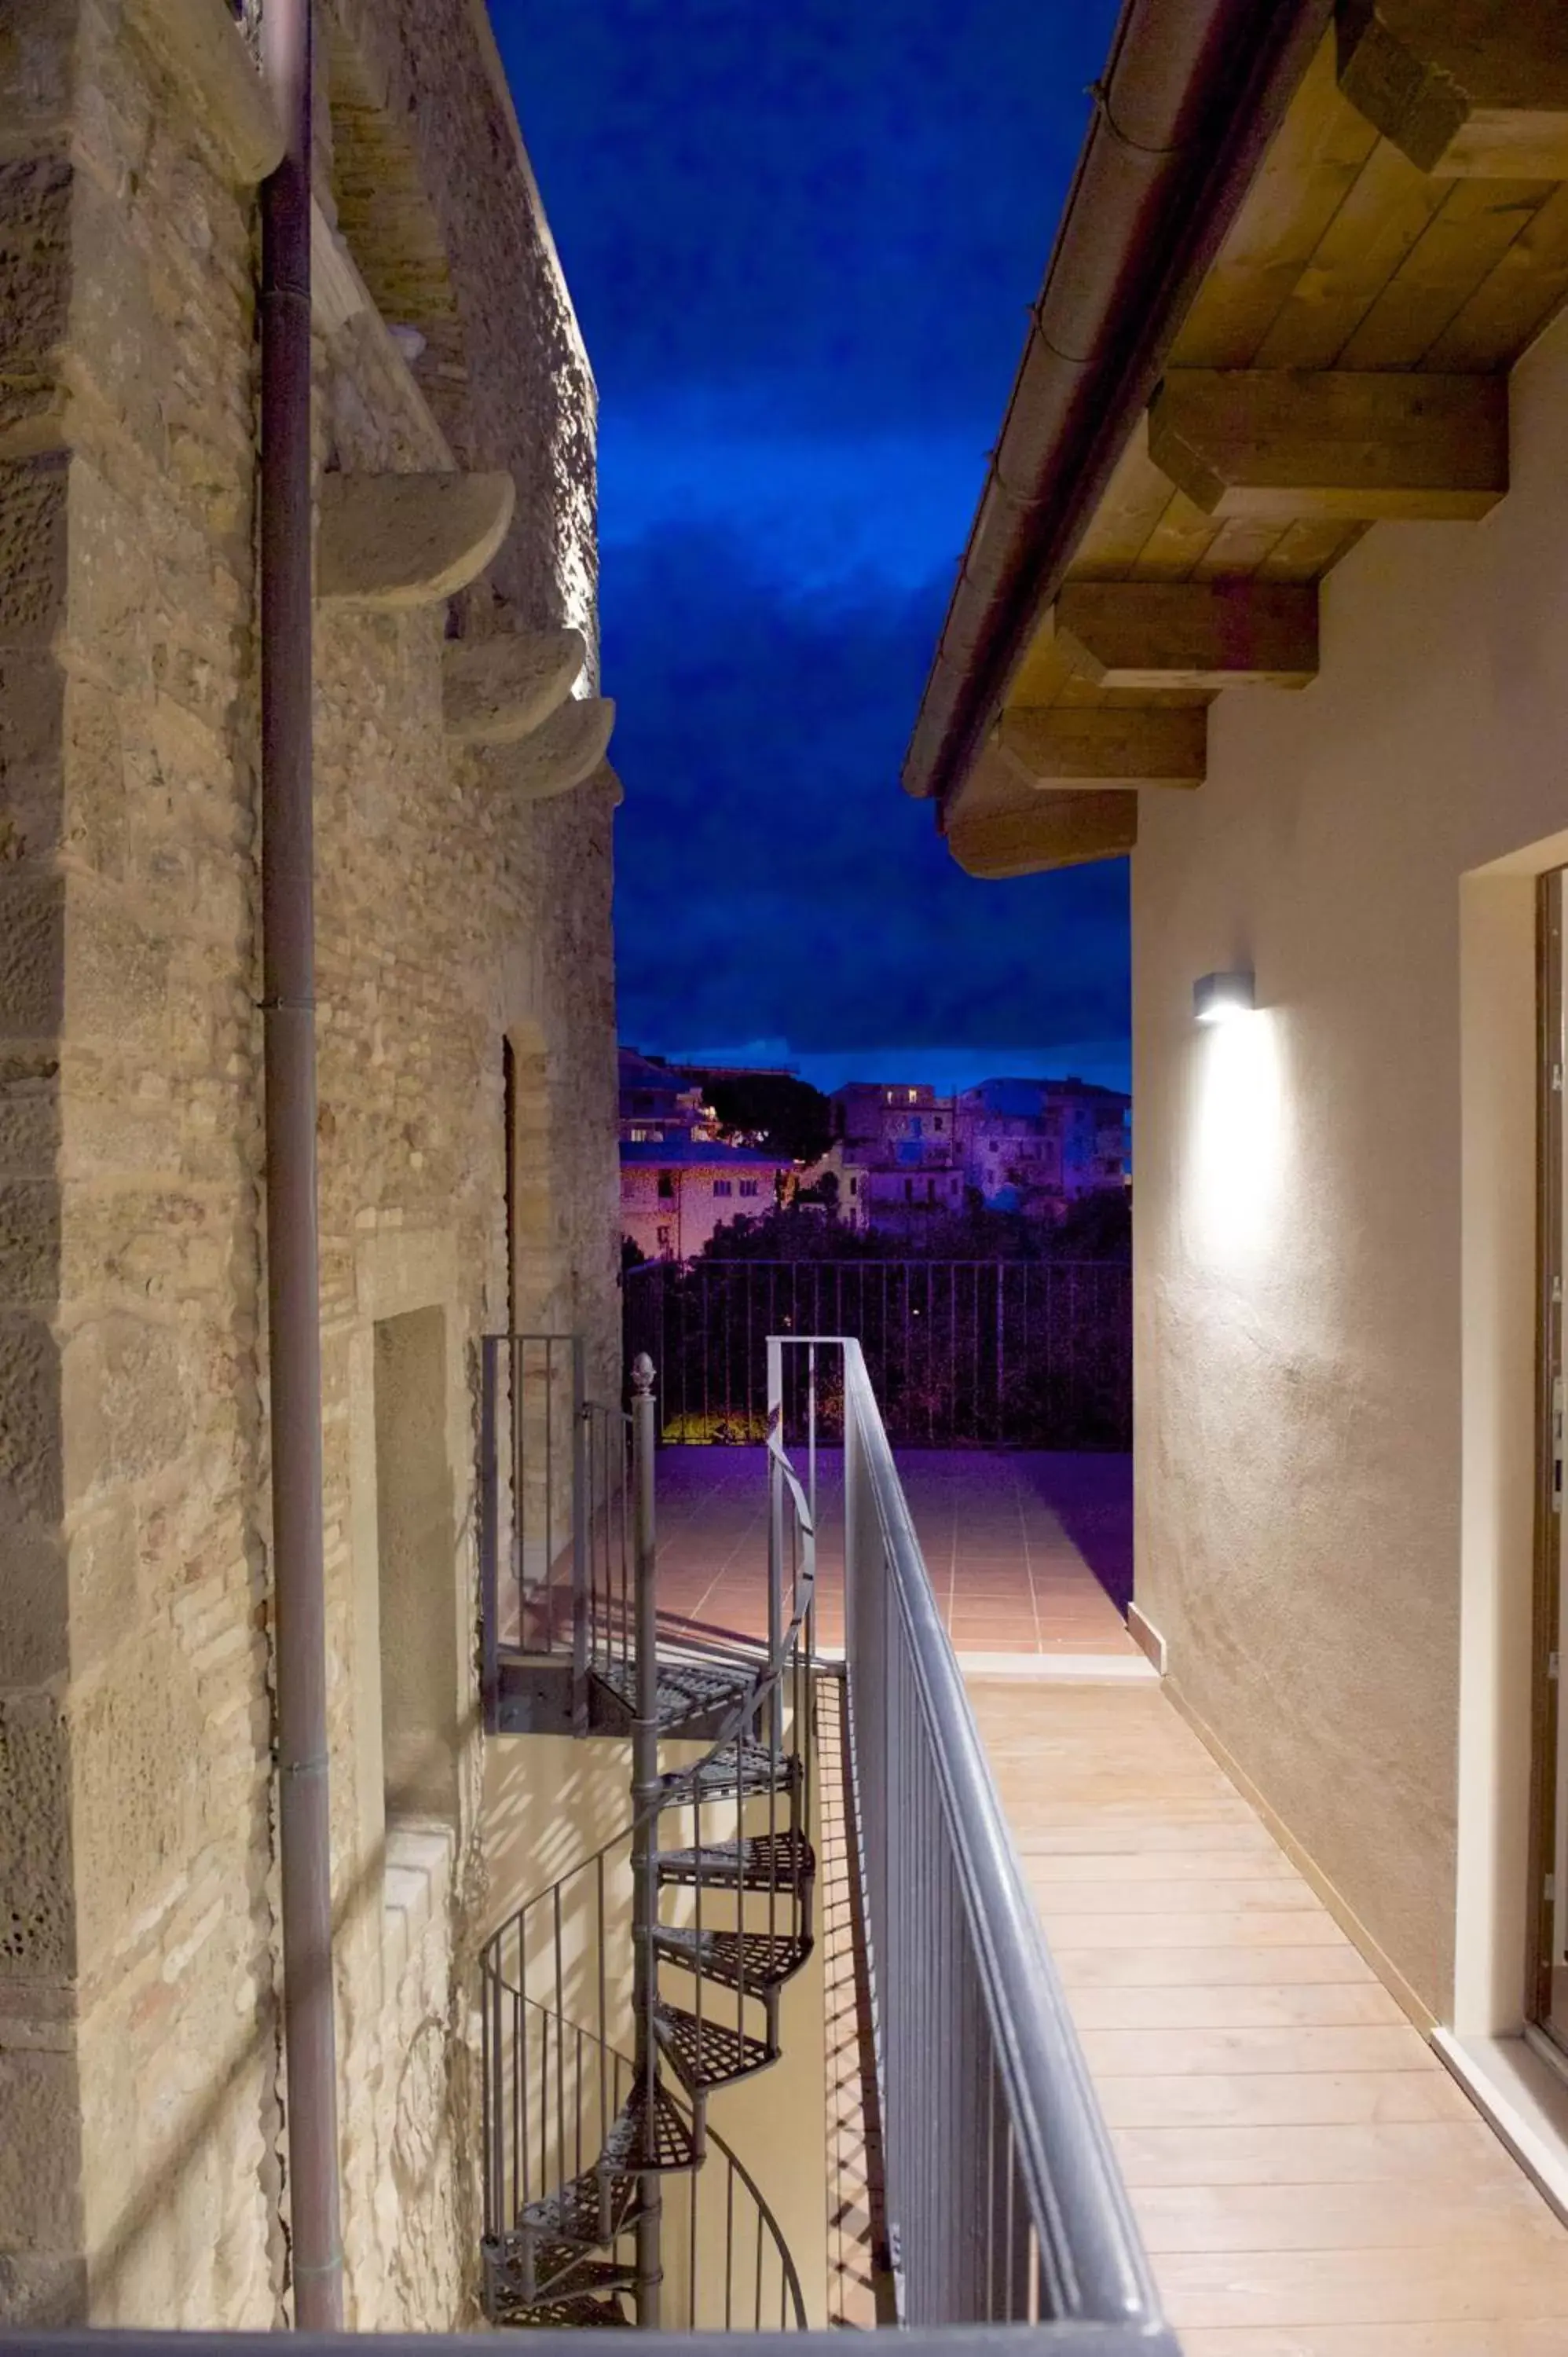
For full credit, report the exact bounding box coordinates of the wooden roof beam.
[1337,1,1568,178]
[947,789,1138,880]
[1149,369,1508,522]
[997,706,1207,789]
[317,470,515,609]
[1052,581,1317,691]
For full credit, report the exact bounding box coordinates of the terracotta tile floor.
[646,1444,1138,1661]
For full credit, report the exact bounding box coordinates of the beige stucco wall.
[1132,298,1568,2024]
[0,0,618,2326]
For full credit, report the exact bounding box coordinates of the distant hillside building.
[830,1076,1130,1237]
[957,1078,1130,1209]
[621,1141,792,1262]
[617,1047,714,1144]
[829,1083,964,1238]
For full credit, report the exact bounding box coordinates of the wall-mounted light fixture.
[1192,968,1255,1026]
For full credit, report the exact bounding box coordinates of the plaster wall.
[1132,300,1568,2022]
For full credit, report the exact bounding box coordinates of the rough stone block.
[0,1507,68,1689]
[63,894,169,1059]
[0,156,73,461]
[0,874,64,1043]
[0,648,68,870]
[0,2047,82,2248]
[0,1311,62,1527]
[0,2249,87,2328]
[0,455,68,652]
[0,1047,60,1178]
[60,457,155,698]
[0,1178,60,1308]
[67,1626,207,1974]
[0,1689,74,1978]
[60,1312,188,1508]
[59,671,126,880]
[62,1498,135,1681]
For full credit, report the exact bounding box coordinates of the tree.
[683,1069,833,1164]
[1046,1187,1131,1261]
[699,1204,881,1263]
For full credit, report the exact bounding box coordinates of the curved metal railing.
[478,1978,808,2332]
[478,1373,817,2330]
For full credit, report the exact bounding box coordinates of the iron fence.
[624,1259,1130,1451]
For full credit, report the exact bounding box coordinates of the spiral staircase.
[478,1351,818,2330]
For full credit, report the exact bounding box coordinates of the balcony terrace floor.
[968,1672,1568,2352]
[654,1442,1141,1665]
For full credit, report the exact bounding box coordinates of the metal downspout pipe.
[258,0,346,2328]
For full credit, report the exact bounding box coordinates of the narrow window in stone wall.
[374,1308,459,1825]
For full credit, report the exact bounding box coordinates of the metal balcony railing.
[771,1337,1171,2344]
[624,1258,1132,1450]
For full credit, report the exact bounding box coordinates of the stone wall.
[0,0,619,2325]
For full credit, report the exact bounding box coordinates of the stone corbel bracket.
[123,0,285,184]
[316,471,517,610]
[473,696,617,802]
[443,628,588,744]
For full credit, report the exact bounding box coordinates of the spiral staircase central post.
[629,1351,663,2328]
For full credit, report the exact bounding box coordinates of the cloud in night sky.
[491,0,1127,1071]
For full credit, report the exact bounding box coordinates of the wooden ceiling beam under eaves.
[1148,369,1509,523]
[996,706,1207,790]
[1336,0,1568,181]
[1052,580,1318,691]
[947,790,1139,882]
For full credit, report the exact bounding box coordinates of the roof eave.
[903,0,1333,817]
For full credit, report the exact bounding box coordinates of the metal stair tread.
[654,1998,778,2094]
[592,1653,757,1731]
[493,2289,633,2328]
[519,2168,641,2251]
[651,1924,813,1994]
[599,2072,699,2176]
[659,1738,798,1806]
[486,2237,639,2308]
[655,1828,815,1892]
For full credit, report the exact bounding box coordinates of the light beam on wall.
[1188,979,1284,1266]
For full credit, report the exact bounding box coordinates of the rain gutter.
[259,0,346,2327]
[903,0,1334,816]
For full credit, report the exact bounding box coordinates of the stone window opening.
[373,1307,459,1829]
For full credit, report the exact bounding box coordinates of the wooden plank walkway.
[967,1676,1568,2353]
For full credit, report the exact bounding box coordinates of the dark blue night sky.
[490,2,1130,1094]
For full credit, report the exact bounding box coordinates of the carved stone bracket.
[316,471,516,610]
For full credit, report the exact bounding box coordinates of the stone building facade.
[1,0,619,2327]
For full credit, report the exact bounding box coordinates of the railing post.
[571,1333,589,1736]
[628,1352,662,2326]
[766,1335,785,1677]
